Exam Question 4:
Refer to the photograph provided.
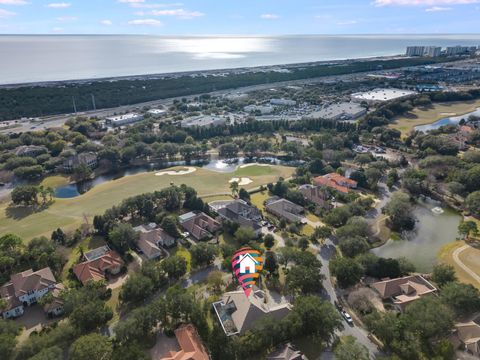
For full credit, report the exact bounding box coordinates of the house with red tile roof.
[73,246,124,285]
[313,173,358,194]
[160,324,209,360]
[0,267,60,319]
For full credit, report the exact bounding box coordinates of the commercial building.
[270,98,297,106]
[244,105,275,115]
[147,109,167,118]
[105,113,144,127]
[351,88,417,105]
[306,102,366,121]
[180,115,228,128]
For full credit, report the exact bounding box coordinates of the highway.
[0,69,374,134]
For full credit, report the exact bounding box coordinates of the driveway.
[262,227,285,247]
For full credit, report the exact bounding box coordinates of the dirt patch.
[229,177,253,186]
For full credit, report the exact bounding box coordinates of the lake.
[2,34,480,85]
[415,107,480,132]
[371,197,461,272]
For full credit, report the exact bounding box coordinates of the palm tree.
[230,181,239,198]
[38,185,48,206]
[46,186,54,202]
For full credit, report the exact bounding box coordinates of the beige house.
[450,320,480,356]
[134,223,175,259]
[213,289,291,336]
[371,275,437,312]
[179,211,221,241]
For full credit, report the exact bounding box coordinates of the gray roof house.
[213,289,291,336]
[134,223,175,259]
[209,200,263,235]
[63,152,98,173]
[298,184,332,209]
[265,197,305,223]
[13,145,48,157]
[267,343,308,360]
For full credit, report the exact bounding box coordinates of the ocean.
[1,34,480,85]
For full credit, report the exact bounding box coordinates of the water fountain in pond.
[432,207,444,215]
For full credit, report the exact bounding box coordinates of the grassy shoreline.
[390,99,480,137]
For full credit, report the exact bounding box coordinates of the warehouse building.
[105,113,144,127]
[351,88,417,105]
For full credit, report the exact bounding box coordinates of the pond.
[415,107,480,133]
[371,197,461,272]
[53,156,295,199]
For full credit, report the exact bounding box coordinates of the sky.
[0,0,479,35]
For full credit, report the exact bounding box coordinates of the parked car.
[342,311,354,326]
[334,300,343,311]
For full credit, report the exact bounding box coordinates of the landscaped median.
[0,165,294,241]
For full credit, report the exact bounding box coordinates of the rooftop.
[351,88,417,102]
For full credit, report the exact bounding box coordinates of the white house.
[239,253,258,274]
[0,267,60,319]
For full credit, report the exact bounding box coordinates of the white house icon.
[239,253,259,274]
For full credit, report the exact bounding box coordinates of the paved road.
[453,244,480,285]
[312,238,381,359]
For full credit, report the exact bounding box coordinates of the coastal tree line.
[0,57,451,120]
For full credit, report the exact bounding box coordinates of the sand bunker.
[238,163,270,169]
[440,113,457,116]
[155,167,197,176]
[229,177,253,186]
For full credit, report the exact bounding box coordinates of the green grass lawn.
[172,246,192,273]
[234,165,274,177]
[0,165,294,241]
[107,287,121,324]
[250,191,270,215]
[39,175,71,188]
